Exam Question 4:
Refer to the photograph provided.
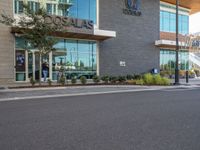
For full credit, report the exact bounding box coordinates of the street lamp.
[175,0,180,85]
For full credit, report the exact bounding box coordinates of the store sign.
[123,0,141,16]
[44,15,94,30]
[120,61,126,67]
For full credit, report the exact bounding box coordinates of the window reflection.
[160,49,189,71]
[14,0,97,24]
[52,39,97,80]
[160,10,189,34]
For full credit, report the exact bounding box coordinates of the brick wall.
[160,31,186,42]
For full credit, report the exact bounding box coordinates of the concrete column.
[49,52,53,80]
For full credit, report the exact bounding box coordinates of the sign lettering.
[44,15,94,30]
[123,0,142,16]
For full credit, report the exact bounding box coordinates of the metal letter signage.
[123,0,142,16]
[44,15,94,30]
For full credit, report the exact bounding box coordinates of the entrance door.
[28,51,50,81]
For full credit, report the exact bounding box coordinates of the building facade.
[0,0,199,84]
[159,2,190,71]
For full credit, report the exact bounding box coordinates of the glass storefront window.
[15,37,26,49]
[160,49,189,71]
[15,0,24,14]
[15,37,97,82]
[14,0,97,24]
[15,50,26,81]
[28,1,40,12]
[52,39,97,80]
[46,3,57,15]
[160,10,189,35]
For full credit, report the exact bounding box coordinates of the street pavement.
[0,88,200,150]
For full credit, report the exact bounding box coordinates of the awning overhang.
[155,39,188,49]
[11,27,116,41]
[161,0,200,14]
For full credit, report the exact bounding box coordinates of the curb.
[0,85,199,102]
[0,88,159,102]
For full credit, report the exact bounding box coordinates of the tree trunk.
[39,53,42,85]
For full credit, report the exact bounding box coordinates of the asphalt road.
[0,89,200,150]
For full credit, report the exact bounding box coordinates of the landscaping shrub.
[30,77,36,86]
[160,70,174,78]
[143,73,171,85]
[71,77,77,84]
[126,80,137,85]
[126,74,134,80]
[80,76,87,85]
[143,73,154,85]
[118,76,126,83]
[101,76,109,84]
[153,74,163,85]
[133,74,142,80]
[136,79,144,85]
[93,75,100,84]
[179,70,185,78]
[47,79,52,86]
[109,76,118,84]
[59,76,66,86]
[189,70,196,78]
[161,77,170,85]
[194,69,200,77]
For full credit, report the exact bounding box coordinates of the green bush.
[71,77,77,84]
[133,74,142,80]
[143,73,170,85]
[161,77,170,85]
[101,76,109,84]
[59,76,66,86]
[136,79,144,85]
[126,74,134,80]
[160,70,174,77]
[126,80,136,85]
[47,79,52,86]
[30,77,36,86]
[189,70,196,78]
[118,76,126,83]
[194,69,200,77]
[80,76,87,85]
[143,73,154,85]
[153,74,163,85]
[109,76,118,83]
[93,75,100,84]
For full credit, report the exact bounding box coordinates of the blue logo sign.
[123,0,141,16]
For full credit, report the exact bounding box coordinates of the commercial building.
[0,0,200,84]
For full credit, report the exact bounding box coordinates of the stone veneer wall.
[0,0,15,85]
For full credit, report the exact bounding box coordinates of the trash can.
[152,68,158,74]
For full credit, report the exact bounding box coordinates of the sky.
[190,12,200,33]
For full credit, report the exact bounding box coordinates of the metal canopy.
[161,0,200,14]
[11,27,113,41]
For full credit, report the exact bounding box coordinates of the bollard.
[186,71,189,83]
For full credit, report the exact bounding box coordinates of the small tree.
[0,4,65,85]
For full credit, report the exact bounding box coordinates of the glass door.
[28,52,50,82]
[15,50,26,81]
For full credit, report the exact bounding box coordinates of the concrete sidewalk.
[0,84,199,102]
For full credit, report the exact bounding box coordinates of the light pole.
[175,0,180,85]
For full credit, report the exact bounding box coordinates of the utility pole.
[175,0,180,85]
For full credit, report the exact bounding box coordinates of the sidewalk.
[0,84,199,102]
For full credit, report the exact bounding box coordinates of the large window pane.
[160,10,189,34]
[53,39,97,80]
